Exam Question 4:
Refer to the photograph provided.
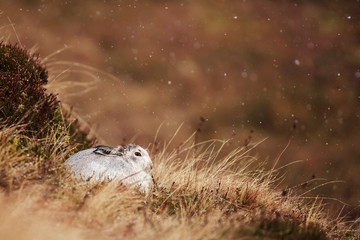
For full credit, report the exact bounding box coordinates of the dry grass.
[0,121,358,240]
[2,0,360,212]
[0,31,358,240]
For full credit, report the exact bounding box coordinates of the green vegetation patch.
[0,42,91,142]
[0,42,58,138]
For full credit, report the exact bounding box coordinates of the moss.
[231,219,327,240]
[0,42,94,191]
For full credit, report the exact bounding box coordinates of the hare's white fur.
[65,144,153,194]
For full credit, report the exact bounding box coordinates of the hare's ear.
[93,145,113,155]
[94,145,124,156]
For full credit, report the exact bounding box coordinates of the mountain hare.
[65,144,153,194]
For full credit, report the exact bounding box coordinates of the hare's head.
[121,144,153,172]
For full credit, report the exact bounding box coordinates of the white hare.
[65,144,153,194]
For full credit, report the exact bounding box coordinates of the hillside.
[0,42,358,239]
[1,0,359,211]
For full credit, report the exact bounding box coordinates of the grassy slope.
[0,43,357,239]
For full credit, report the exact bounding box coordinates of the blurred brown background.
[1,0,359,216]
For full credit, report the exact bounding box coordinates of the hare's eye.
[135,152,142,157]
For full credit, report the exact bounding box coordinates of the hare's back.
[65,148,97,164]
[65,148,130,181]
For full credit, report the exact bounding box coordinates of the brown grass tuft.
[1,121,357,239]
